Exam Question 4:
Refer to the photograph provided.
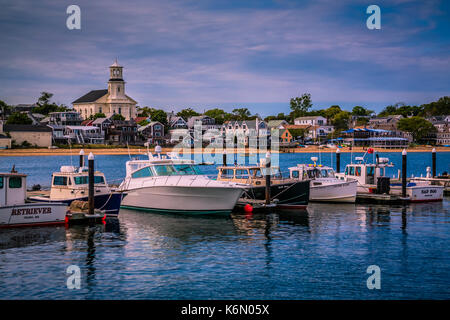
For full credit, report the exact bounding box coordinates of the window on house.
[9,177,22,188]
[0,176,3,188]
[119,108,122,114]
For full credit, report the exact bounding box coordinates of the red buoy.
[244,204,253,213]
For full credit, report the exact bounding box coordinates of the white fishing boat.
[118,148,244,214]
[29,161,123,216]
[335,155,444,202]
[1,171,67,228]
[288,158,357,203]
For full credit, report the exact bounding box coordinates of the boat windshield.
[306,168,334,179]
[73,175,106,185]
[132,164,203,178]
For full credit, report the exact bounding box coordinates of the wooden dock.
[356,192,409,204]
[233,198,277,213]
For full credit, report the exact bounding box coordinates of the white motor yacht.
[118,150,244,215]
[288,158,357,203]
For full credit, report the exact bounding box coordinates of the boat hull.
[0,202,67,228]
[29,192,124,216]
[310,180,357,203]
[120,185,243,215]
[242,180,310,209]
[390,185,444,202]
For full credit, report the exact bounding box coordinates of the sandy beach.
[0,146,449,157]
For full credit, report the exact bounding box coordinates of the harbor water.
[0,152,449,299]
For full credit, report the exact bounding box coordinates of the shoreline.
[0,146,449,157]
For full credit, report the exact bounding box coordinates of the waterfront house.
[47,111,83,126]
[221,119,268,147]
[294,116,328,126]
[267,120,289,130]
[0,120,12,149]
[92,117,112,135]
[187,115,216,130]
[106,119,138,144]
[2,124,53,147]
[64,126,104,144]
[138,121,165,144]
[368,115,403,131]
[284,124,334,141]
[340,128,409,148]
[72,60,138,120]
[167,112,188,129]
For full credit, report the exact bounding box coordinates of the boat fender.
[244,204,253,213]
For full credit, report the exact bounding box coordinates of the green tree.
[151,109,168,127]
[6,112,33,125]
[137,106,156,117]
[397,116,436,142]
[324,105,342,120]
[138,119,149,126]
[331,111,351,133]
[290,93,312,116]
[204,108,227,124]
[421,96,450,116]
[352,106,373,116]
[111,114,125,121]
[89,113,106,120]
[0,100,11,118]
[34,92,68,115]
[232,108,251,120]
[177,108,199,119]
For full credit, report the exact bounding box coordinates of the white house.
[294,116,327,126]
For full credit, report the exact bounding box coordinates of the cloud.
[0,0,448,114]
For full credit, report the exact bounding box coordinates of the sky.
[0,0,449,116]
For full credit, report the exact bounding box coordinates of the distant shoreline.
[0,146,449,157]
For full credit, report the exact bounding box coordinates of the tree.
[34,92,68,115]
[6,112,33,125]
[421,96,450,116]
[137,106,156,117]
[290,93,312,113]
[138,119,149,126]
[204,108,227,124]
[89,113,106,120]
[352,106,373,116]
[331,111,351,133]
[177,108,199,119]
[232,108,251,120]
[151,109,168,127]
[0,100,11,118]
[110,114,125,121]
[397,116,436,142]
[324,105,342,120]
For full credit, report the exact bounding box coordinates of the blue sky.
[0,0,449,116]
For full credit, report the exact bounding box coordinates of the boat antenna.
[144,142,150,159]
[126,142,131,160]
[69,140,73,167]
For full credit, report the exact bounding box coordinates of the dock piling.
[79,149,85,168]
[335,148,340,173]
[265,152,271,205]
[88,152,95,215]
[402,149,407,198]
[222,149,227,165]
[432,148,436,177]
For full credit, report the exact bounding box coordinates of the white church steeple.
[108,59,125,99]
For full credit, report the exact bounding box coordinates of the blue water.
[0,152,449,299]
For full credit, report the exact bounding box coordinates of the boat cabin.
[0,172,27,206]
[49,166,109,200]
[289,164,336,180]
[336,157,393,186]
[216,165,283,185]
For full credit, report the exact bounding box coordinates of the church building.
[72,60,138,120]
